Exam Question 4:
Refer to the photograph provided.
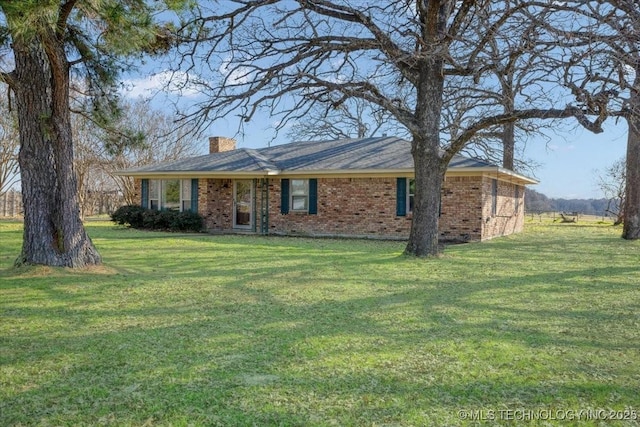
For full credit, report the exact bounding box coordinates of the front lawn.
[1,220,639,426]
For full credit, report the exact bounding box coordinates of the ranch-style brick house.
[121,136,537,242]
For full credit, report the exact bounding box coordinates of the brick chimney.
[209,136,236,153]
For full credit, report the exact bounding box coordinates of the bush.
[111,205,204,233]
[141,209,163,229]
[111,205,146,228]
[169,210,204,232]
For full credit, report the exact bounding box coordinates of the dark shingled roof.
[123,148,279,174]
[122,136,500,175]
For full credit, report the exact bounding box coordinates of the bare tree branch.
[172,0,620,255]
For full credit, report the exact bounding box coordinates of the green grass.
[1,220,640,426]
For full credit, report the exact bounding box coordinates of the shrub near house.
[111,205,204,232]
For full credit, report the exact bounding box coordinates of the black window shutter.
[141,179,149,209]
[396,178,406,216]
[281,179,289,214]
[191,179,199,212]
[308,179,318,215]
[492,179,498,216]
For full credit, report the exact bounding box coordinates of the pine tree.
[0,1,183,267]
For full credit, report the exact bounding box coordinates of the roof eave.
[115,170,279,178]
[116,166,537,185]
[278,169,413,178]
[446,166,538,185]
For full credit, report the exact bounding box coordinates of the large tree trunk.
[405,144,447,257]
[13,37,101,267]
[622,87,640,239]
[405,59,446,257]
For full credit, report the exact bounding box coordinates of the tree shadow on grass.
[2,228,640,425]
[3,260,640,425]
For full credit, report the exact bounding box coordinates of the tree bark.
[622,74,640,239]
[502,122,515,169]
[501,79,516,170]
[13,37,101,267]
[405,144,447,257]
[405,59,447,257]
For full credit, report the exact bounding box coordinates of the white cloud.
[219,58,251,86]
[122,70,201,98]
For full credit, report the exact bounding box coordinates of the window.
[181,180,192,212]
[281,178,317,215]
[290,179,309,211]
[147,179,195,212]
[407,179,415,213]
[164,179,181,211]
[149,180,160,211]
[514,185,520,213]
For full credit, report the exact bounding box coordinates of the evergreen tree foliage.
[0,1,187,267]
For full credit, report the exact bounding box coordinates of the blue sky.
[522,120,627,199]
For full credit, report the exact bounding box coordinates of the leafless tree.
[68,98,201,216]
[286,97,399,142]
[459,8,565,170]
[73,113,103,218]
[525,1,640,239]
[72,111,123,218]
[102,99,202,205]
[287,11,553,174]
[0,88,19,197]
[175,1,606,256]
[596,157,625,225]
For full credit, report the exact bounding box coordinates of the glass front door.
[233,180,253,229]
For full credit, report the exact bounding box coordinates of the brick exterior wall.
[200,179,234,230]
[439,176,484,241]
[134,175,526,241]
[481,177,524,240]
[268,178,412,237]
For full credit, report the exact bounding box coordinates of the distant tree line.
[525,189,619,217]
